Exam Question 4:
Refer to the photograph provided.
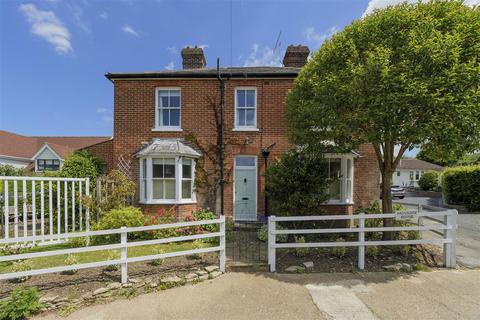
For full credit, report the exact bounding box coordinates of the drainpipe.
[217,59,225,216]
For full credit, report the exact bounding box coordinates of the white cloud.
[97,108,108,113]
[167,46,177,54]
[99,11,108,20]
[304,26,339,48]
[165,61,175,70]
[122,25,139,37]
[19,3,72,55]
[102,116,113,123]
[363,0,480,17]
[68,3,90,34]
[243,44,282,67]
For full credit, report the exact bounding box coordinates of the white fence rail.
[268,209,457,272]
[1,176,90,243]
[0,216,226,283]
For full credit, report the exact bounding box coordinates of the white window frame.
[324,154,355,205]
[233,87,258,131]
[139,156,196,204]
[153,87,182,132]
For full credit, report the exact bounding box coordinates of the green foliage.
[418,171,440,191]
[0,164,25,176]
[286,0,480,214]
[11,260,33,283]
[0,286,43,320]
[61,254,79,275]
[293,236,309,258]
[442,165,480,211]
[92,207,146,244]
[192,208,218,233]
[265,149,330,217]
[60,151,101,181]
[366,245,379,257]
[84,170,136,217]
[149,248,165,266]
[331,238,347,258]
[417,147,457,167]
[257,224,288,243]
[105,250,120,271]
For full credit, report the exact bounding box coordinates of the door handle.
[242,197,249,200]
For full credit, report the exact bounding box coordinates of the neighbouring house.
[0,130,110,172]
[392,158,444,188]
[86,45,380,221]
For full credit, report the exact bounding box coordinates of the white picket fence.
[268,209,457,272]
[1,176,90,243]
[0,216,226,283]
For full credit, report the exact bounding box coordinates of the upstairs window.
[156,88,181,130]
[235,88,257,129]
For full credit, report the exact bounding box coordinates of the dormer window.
[154,88,181,131]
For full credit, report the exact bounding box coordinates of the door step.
[227,260,269,272]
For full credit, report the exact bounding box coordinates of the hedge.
[418,171,440,191]
[442,165,480,211]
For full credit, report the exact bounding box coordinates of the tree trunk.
[381,170,394,240]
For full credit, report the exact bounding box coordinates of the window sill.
[232,128,259,132]
[152,128,183,132]
[322,201,354,206]
[139,200,197,205]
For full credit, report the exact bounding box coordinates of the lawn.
[0,239,214,273]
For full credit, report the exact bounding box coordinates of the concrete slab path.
[35,270,480,320]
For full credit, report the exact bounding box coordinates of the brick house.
[87,45,379,220]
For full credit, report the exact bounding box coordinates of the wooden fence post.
[121,226,128,283]
[268,216,276,272]
[358,212,365,270]
[219,215,226,272]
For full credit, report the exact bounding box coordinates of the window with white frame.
[139,156,195,204]
[325,156,354,204]
[156,88,181,130]
[235,88,257,129]
[37,159,60,171]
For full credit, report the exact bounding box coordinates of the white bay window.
[137,138,200,204]
[325,155,354,204]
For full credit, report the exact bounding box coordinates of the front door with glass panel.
[234,156,257,221]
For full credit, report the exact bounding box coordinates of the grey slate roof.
[106,66,300,80]
[398,159,444,171]
[136,138,201,158]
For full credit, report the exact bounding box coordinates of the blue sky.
[1,0,452,160]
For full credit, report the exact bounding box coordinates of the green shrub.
[331,238,347,258]
[442,165,480,211]
[293,236,309,258]
[0,164,25,176]
[60,151,101,181]
[92,207,146,244]
[192,208,218,233]
[149,248,165,266]
[61,254,79,275]
[0,287,43,320]
[105,250,120,271]
[257,224,288,243]
[11,260,33,283]
[418,171,440,191]
[366,245,379,257]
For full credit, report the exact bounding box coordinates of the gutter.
[105,71,299,81]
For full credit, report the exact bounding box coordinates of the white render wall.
[0,156,30,169]
[392,169,425,188]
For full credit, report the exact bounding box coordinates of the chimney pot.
[283,45,310,68]
[181,46,206,69]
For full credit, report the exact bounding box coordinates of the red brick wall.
[353,144,380,209]
[84,139,114,172]
[99,77,379,218]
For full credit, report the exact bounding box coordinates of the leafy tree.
[60,151,101,181]
[416,146,458,167]
[286,0,480,238]
[265,149,331,217]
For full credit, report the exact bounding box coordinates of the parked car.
[380,185,406,199]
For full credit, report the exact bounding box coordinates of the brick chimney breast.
[181,46,206,69]
[283,45,310,68]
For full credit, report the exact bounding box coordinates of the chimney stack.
[283,45,310,68]
[181,46,206,69]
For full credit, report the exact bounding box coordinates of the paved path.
[395,195,480,268]
[35,270,480,320]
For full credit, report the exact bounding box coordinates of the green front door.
[234,156,257,221]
